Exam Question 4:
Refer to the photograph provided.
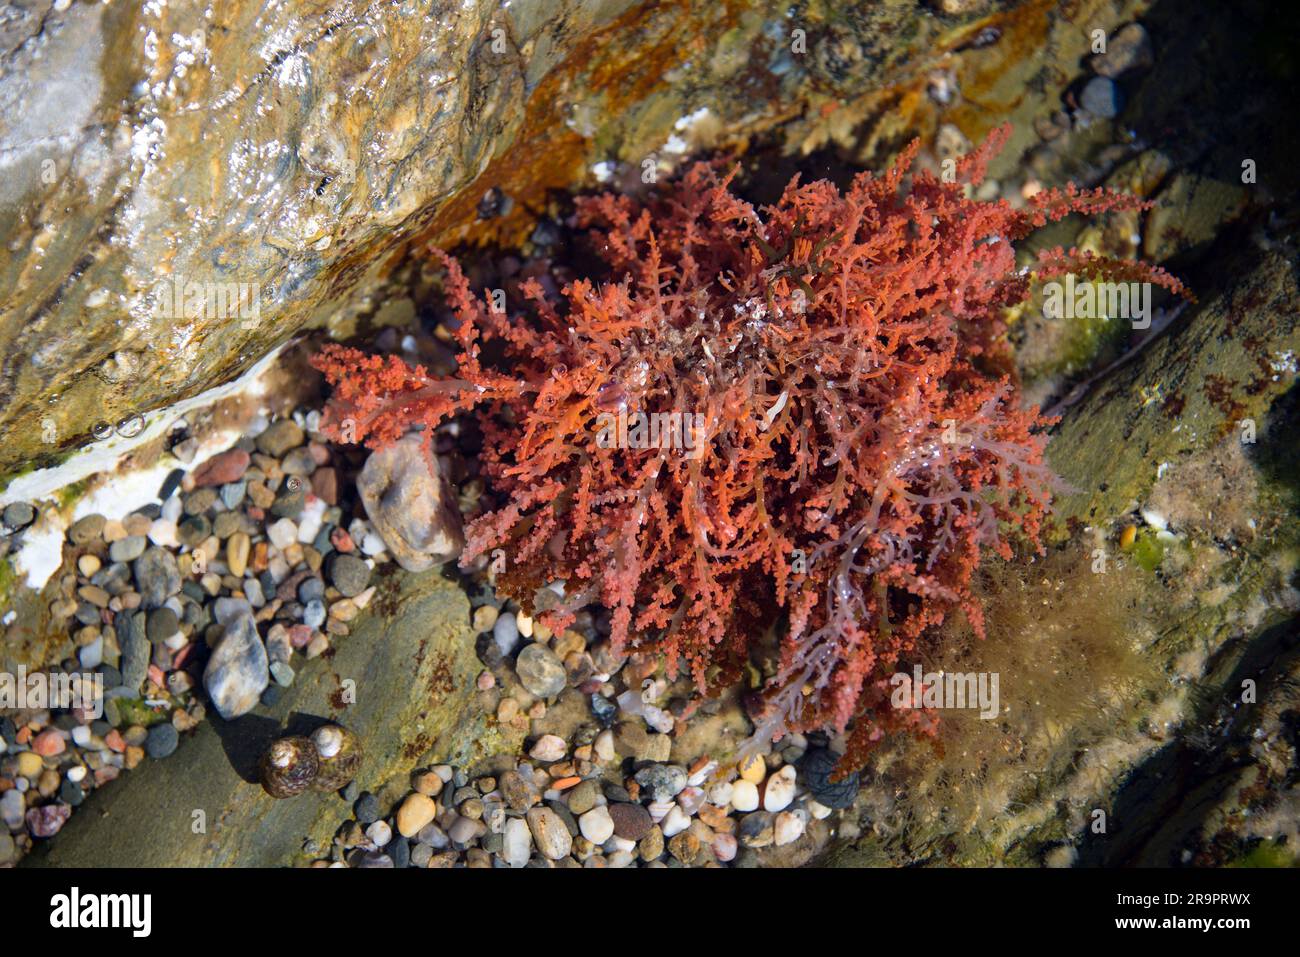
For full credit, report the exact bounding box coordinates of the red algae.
[312,124,1188,769]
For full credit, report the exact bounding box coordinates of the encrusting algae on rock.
[312,124,1189,773]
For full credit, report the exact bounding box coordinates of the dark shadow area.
[210,710,334,785]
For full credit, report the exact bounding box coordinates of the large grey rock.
[357,433,464,572]
[202,609,269,720]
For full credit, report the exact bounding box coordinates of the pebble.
[762,765,797,812]
[267,518,297,551]
[192,449,250,487]
[1,790,25,830]
[634,763,687,802]
[712,832,738,862]
[69,514,106,545]
[256,419,304,457]
[395,793,438,837]
[730,780,760,812]
[303,599,326,629]
[528,734,567,762]
[146,607,179,644]
[356,432,464,571]
[355,792,380,825]
[493,612,520,656]
[134,547,181,608]
[525,806,573,860]
[608,801,653,841]
[3,501,35,529]
[202,608,269,719]
[26,803,71,838]
[738,810,775,848]
[1080,75,1123,119]
[388,836,410,867]
[502,816,533,866]
[515,642,566,698]
[660,804,691,838]
[33,728,66,756]
[774,809,807,846]
[145,723,179,759]
[109,535,147,563]
[366,820,393,847]
[1090,22,1152,78]
[738,754,766,783]
[328,553,371,598]
[578,805,615,844]
[471,604,498,633]
[227,532,251,577]
[118,613,150,692]
[17,752,45,777]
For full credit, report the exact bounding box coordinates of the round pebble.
[145,723,179,759]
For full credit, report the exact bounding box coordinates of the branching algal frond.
[312,124,1189,773]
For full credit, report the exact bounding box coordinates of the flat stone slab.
[24,568,503,868]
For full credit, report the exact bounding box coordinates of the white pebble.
[361,531,387,556]
[762,765,797,813]
[708,781,733,806]
[366,820,392,847]
[66,765,87,784]
[578,806,615,844]
[502,817,532,867]
[606,850,635,868]
[148,519,178,548]
[296,497,326,543]
[605,835,636,854]
[267,518,297,550]
[713,832,738,862]
[661,805,691,837]
[515,611,534,638]
[807,799,833,820]
[529,734,567,762]
[730,780,759,812]
[774,809,807,846]
[593,729,616,763]
[161,496,183,523]
[71,725,92,747]
[493,612,520,657]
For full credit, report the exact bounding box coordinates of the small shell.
[311,724,363,793]
[260,736,320,799]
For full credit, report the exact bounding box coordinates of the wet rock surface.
[0,0,1008,482]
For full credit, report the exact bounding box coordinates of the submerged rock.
[357,433,464,572]
[202,609,269,720]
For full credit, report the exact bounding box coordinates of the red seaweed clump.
[312,125,1188,767]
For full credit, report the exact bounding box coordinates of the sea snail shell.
[259,736,320,799]
[260,725,363,799]
[310,724,363,793]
